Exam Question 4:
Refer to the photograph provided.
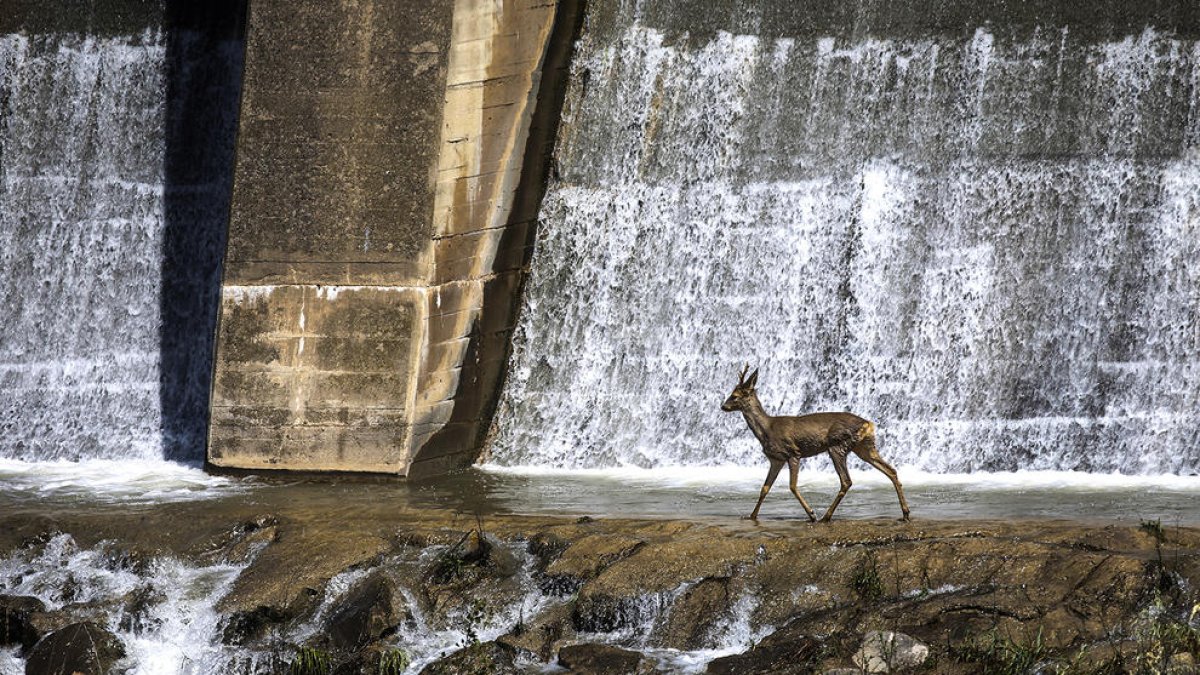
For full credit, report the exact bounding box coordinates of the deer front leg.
[744,459,784,521]
[819,450,853,523]
[787,458,817,522]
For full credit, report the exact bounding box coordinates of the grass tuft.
[289,646,332,675]
[850,551,885,601]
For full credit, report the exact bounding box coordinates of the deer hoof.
[818,516,832,523]
[899,513,911,522]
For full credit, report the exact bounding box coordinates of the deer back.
[768,411,868,459]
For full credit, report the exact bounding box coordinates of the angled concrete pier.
[208,0,583,475]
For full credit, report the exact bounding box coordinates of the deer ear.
[746,368,759,388]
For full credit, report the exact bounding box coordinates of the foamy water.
[0,459,244,504]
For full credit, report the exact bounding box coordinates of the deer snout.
[721,398,737,412]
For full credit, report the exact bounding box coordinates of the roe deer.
[721,365,910,522]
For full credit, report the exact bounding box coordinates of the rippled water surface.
[2,459,1198,525]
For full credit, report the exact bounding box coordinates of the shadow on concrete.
[160,2,247,461]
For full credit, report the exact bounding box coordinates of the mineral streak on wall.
[208,0,581,475]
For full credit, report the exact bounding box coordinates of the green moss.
[378,649,411,675]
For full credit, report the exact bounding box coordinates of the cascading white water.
[0,534,249,675]
[491,13,1200,473]
[0,15,240,462]
[0,32,167,460]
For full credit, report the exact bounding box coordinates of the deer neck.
[740,394,773,445]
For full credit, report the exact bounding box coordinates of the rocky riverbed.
[1,488,1199,674]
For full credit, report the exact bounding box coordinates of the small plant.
[850,551,885,601]
[951,629,1050,675]
[1141,518,1166,543]
[289,646,332,675]
[1130,599,1200,672]
[377,648,411,675]
[458,598,487,647]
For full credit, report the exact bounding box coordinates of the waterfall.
[490,8,1200,474]
[0,7,242,462]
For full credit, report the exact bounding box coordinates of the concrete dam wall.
[5,0,1200,476]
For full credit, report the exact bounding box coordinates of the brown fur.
[722,367,911,522]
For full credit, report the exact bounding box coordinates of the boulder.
[0,595,46,651]
[326,571,402,651]
[117,584,166,633]
[496,602,575,661]
[852,631,929,673]
[706,633,822,674]
[659,577,731,649]
[24,622,125,675]
[418,641,518,675]
[221,605,289,646]
[426,531,519,586]
[1168,652,1196,673]
[557,643,647,674]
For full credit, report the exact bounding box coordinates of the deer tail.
[855,420,875,444]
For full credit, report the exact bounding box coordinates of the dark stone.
[97,544,154,576]
[571,594,649,634]
[557,643,647,674]
[24,622,126,675]
[326,571,401,651]
[527,532,569,570]
[0,595,46,651]
[661,578,731,649]
[221,605,289,646]
[705,633,823,675]
[418,641,518,675]
[118,584,167,634]
[470,532,520,579]
[428,531,519,585]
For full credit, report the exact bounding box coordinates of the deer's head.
[721,365,759,412]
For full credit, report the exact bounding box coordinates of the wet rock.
[1168,652,1196,673]
[557,643,648,674]
[0,595,46,651]
[426,530,519,587]
[497,601,575,661]
[705,632,822,674]
[543,534,645,595]
[27,603,109,640]
[331,645,410,675]
[852,631,928,673]
[97,543,154,576]
[824,670,864,675]
[24,621,125,675]
[418,640,517,675]
[473,531,520,578]
[571,592,650,634]
[221,604,289,646]
[117,583,166,633]
[326,571,402,651]
[527,531,569,571]
[660,577,731,649]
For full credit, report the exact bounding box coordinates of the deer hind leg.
[819,449,852,523]
[787,458,817,522]
[746,459,785,521]
[852,427,911,521]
